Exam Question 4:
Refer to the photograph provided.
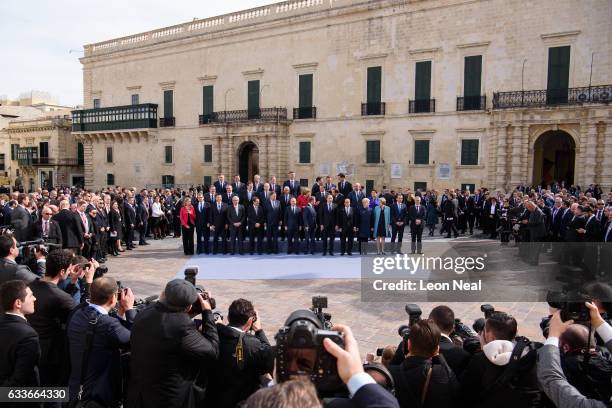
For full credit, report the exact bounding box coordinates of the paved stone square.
[105,236,549,354]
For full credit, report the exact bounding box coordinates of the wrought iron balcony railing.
[293,106,317,120]
[72,103,158,132]
[492,85,612,109]
[17,158,82,166]
[159,117,175,127]
[361,102,386,116]
[409,99,436,114]
[457,96,486,111]
[199,114,213,125]
[206,107,288,123]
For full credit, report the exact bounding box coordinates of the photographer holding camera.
[388,319,458,408]
[459,311,542,408]
[0,235,39,285]
[429,305,473,377]
[537,303,612,408]
[128,279,219,408]
[205,298,274,407]
[67,277,135,408]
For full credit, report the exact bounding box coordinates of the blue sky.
[0,0,280,107]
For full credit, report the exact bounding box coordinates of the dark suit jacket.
[565,214,585,242]
[439,336,472,377]
[247,205,265,229]
[258,190,273,204]
[123,203,137,228]
[338,180,353,197]
[193,201,210,229]
[337,206,356,230]
[240,190,257,207]
[226,205,245,229]
[284,206,302,231]
[210,202,228,230]
[269,184,282,198]
[213,181,228,194]
[0,258,39,286]
[407,204,426,229]
[319,203,337,229]
[231,182,245,194]
[52,209,84,249]
[11,206,32,242]
[326,383,400,408]
[128,303,219,408]
[205,324,274,407]
[583,216,602,242]
[265,201,282,228]
[391,203,408,226]
[67,304,135,407]
[0,313,40,387]
[283,179,300,196]
[222,192,236,205]
[348,190,366,208]
[302,204,317,227]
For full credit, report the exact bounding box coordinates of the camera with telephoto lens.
[547,290,592,323]
[397,303,423,339]
[275,309,345,396]
[184,266,216,316]
[452,318,481,354]
[310,296,332,329]
[481,304,495,319]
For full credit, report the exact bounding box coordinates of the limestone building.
[72,0,611,192]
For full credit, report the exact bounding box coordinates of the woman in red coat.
[296,188,310,209]
[179,197,196,255]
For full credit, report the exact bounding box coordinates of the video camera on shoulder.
[184,266,216,316]
[275,309,345,396]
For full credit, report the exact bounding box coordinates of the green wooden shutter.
[461,139,479,165]
[415,61,432,101]
[164,146,173,164]
[107,174,115,185]
[203,176,212,187]
[39,142,49,158]
[367,66,382,103]
[464,56,482,97]
[106,147,113,163]
[299,141,311,163]
[204,145,212,163]
[300,178,309,187]
[547,46,570,104]
[366,140,380,164]
[77,143,84,165]
[248,80,260,117]
[11,144,19,161]
[163,90,173,118]
[414,140,430,165]
[299,74,313,108]
[203,86,214,115]
[365,180,374,196]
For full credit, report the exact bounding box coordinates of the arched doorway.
[237,142,259,183]
[532,130,575,187]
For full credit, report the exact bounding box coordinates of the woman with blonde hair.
[373,197,391,255]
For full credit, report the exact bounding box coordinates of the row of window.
[93,46,571,118]
[10,143,85,164]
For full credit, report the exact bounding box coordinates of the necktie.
[217,204,221,211]
[292,206,296,214]
[235,206,239,216]
[346,207,349,216]
[43,220,48,236]
[328,204,331,212]
[199,203,203,212]
[416,205,419,213]
[255,207,258,215]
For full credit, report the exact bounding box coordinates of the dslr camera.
[275,309,345,396]
[310,296,332,329]
[547,291,591,323]
[184,266,216,316]
[397,304,422,355]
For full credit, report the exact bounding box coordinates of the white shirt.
[88,302,109,316]
[5,312,26,321]
[490,205,496,215]
[151,202,163,217]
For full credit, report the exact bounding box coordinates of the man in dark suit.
[227,196,245,255]
[252,174,264,193]
[205,299,273,407]
[0,280,40,388]
[408,196,426,254]
[284,197,301,255]
[337,198,356,256]
[213,174,227,195]
[348,183,365,208]
[319,194,337,256]
[323,175,336,193]
[240,182,257,207]
[67,277,135,407]
[123,197,137,250]
[311,176,322,197]
[135,197,149,246]
[210,195,228,255]
[483,197,500,239]
[11,194,32,243]
[279,187,293,241]
[550,197,565,242]
[524,201,547,265]
[268,176,282,198]
[32,207,63,246]
[231,174,245,195]
[76,200,96,258]
[194,193,210,255]
[52,200,84,253]
[559,201,574,243]
[0,236,39,285]
[128,279,218,408]
[302,196,318,255]
[247,197,265,255]
[222,185,236,205]
[283,171,300,196]
[429,305,472,377]
[259,183,273,205]
[204,186,217,204]
[337,173,352,197]
[264,193,282,254]
[390,194,407,254]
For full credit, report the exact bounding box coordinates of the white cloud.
[0,0,281,106]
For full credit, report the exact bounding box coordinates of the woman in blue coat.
[425,194,439,236]
[368,189,380,209]
[356,197,374,254]
[373,198,391,255]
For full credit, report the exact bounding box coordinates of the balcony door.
[547,46,570,105]
[248,80,260,119]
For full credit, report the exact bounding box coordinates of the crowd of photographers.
[1,245,612,408]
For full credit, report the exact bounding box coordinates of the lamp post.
[521,58,527,107]
[588,52,595,100]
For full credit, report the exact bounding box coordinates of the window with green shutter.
[367,66,382,103]
[464,56,482,97]
[248,80,260,118]
[365,180,375,196]
[163,90,173,118]
[77,143,84,166]
[547,46,570,104]
[0,154,5,171]
[39,142,49,159]
[460,139,479,165]
[299,74,313,108]
[131,94,139,105]
[162,175,175,186]
[300,178,309,187]
[204,145,212,163]
[299,141,311,164]
[164,145,173,164]
[203,86,214,115]
[203,176,212,187]
[366,140,380,164]
[415,61,431,101]
[11,144,19,161]
[107,174,115,186]
[414,140,430,165]
[106,146,113,163]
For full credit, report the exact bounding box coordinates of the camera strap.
[77,313,101,402]
[420,365,433,406]
[235,332,245,370]
[479,336,531,400]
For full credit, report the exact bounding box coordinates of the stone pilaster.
[520,125,529,184]
[509,125,523,186]
[494,125,507,190]
[582,122,598,184]
[601,122,612,190]
[82,139,94,189]
[575,122,588,187]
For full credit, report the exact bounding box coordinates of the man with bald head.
[52,199,84,254]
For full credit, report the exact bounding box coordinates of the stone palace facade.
[72,0,611,192]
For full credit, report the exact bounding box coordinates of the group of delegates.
[2,254,612,408]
